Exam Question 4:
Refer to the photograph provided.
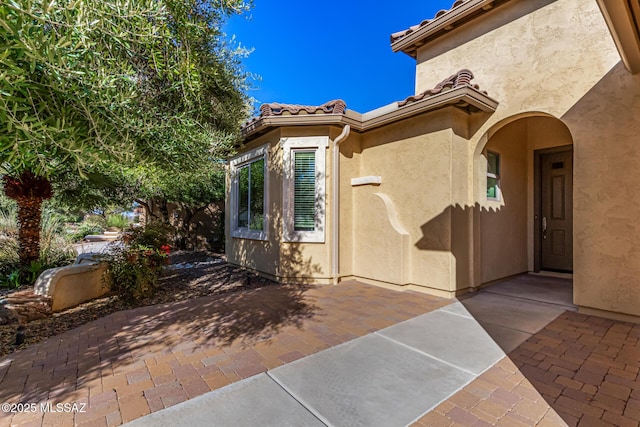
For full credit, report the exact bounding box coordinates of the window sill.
[231,229,267,241]
[284,230,325,243]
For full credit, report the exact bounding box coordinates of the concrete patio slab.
[483,274,574,307]
[439,300,473,318]
[124,374,323,427]
[378,310,505,375]
[459,292,569,335]
[479,321,532,353]
[269,333,474,427]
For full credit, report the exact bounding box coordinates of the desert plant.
[106,214,129,229]
[39,213,76,269]
[66,221,104,243]
[0,204,75,287]
[0,238,19,285]
[103,223,173,302]
[122,223,174,249]
[84,214,107,228]
[102,246,164,301]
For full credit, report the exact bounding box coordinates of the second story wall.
[415,0,619,130]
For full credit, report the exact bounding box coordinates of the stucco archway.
[472,114,574,286]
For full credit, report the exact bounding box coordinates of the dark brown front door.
[540,150,573,272]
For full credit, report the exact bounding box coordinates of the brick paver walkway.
[2,280,639,427]
[0,281,448,427]
[413,311,640,427]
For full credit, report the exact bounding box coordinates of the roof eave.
[241,114,362,139]
[362,86,498,131]
[391,0,512,58]
[597,0,640,74]
[241,86,498,141]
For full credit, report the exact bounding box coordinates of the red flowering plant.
[103,223,173,302]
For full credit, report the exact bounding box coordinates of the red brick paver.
[413,311,640,427]
[0,281,448,427]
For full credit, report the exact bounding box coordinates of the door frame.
[533,144,574,272]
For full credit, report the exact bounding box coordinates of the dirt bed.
[0,251,277,357]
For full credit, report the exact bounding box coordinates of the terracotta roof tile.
[397,69,486,107]
[390,0,470,44]
[259,99,347,117]
[242,99,346,131]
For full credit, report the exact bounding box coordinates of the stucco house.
[225,0,640,323]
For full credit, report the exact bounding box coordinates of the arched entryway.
[473,114,574,286]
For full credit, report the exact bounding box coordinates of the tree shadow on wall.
[227,145,326,287]
[415,203,481,289]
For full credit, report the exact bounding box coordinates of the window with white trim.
[282,136,328,242]
[486,150,501,200]
[229,144,269,240]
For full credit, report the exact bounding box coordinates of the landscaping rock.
[0,302,19,325]
[1,290,52,324]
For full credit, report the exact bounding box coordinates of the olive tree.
[0,0,250,266]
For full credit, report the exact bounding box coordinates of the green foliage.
[1,0,251,265]
[1,0,250,180]
[66,221,103,243]
[0,203,75,287]
[38,207,77,267]
[0,238,19,285]
[106,214,129,229]
[103,223,172,302]
[123,222,174,249]
[0,192,16,216]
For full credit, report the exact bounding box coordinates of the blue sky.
[224,1,455,114]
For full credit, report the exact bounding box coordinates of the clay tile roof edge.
[259,99,347,118]
[397,69,487,107]
[390,0,512,55]
[241,99,347,132]
[240,73,497,140]
[390,0,474,44]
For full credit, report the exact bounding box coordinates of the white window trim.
[282,136,329,243]
[486,150,502,201]
[229,144,269,240]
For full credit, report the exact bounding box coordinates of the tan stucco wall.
[416,0,619,121]
[562,62,640,318]
[479,116,574,284]
[480,120,528,283]
[336,129,361,280]
[343,110,473,296]
[412,0,640,317]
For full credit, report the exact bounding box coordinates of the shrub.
[0,207,76,288]
[84,214,107,228]
[39,211,77,268]
[0,237,19,283]
[106,214,129,229]
[103,223,173,302]
[66,221,104,242]
[122,222,174,249]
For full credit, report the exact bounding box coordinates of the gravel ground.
[0,251,277,357]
